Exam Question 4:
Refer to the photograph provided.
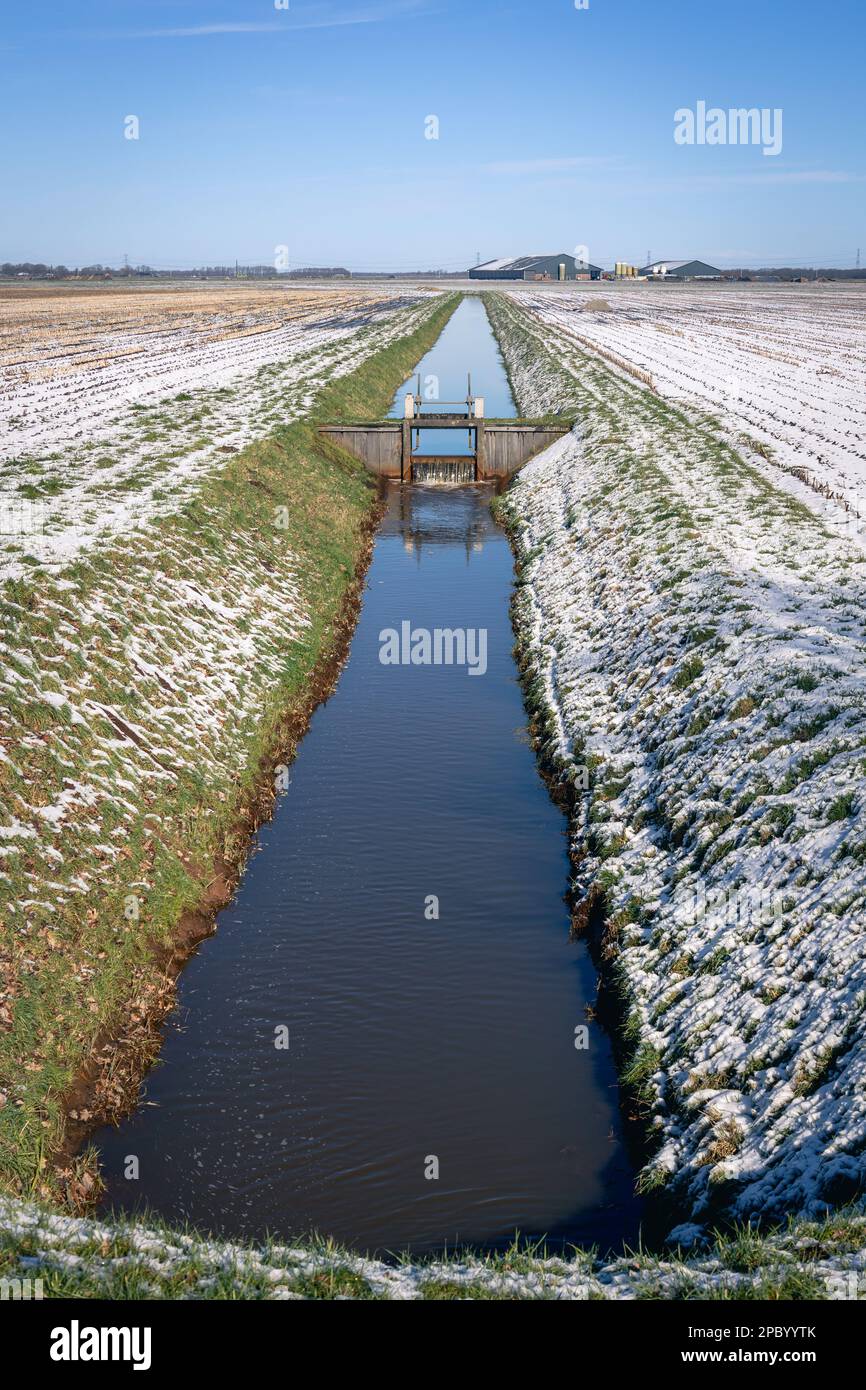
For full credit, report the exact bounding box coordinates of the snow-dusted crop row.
[1,282,431,456]
[489,291,866,1232]
[0,283,435,577]
[511,282,866,536]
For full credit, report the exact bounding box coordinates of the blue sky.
[1,0,863,269]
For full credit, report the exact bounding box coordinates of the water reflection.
[387,483,492,562]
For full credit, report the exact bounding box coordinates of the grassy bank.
[485,290,866,1235]
[1,1195,863,1299]
[0,291,461,1204]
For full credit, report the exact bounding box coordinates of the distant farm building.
[469,254,602,282]
[639,259,722,280]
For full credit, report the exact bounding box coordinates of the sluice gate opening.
[411,457,477,484]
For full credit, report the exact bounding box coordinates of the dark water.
[94,299,639,1255]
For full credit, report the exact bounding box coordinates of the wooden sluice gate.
[319,374,572,484]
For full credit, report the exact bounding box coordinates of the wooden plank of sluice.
[483,425,569,477]
[319,424,403,477]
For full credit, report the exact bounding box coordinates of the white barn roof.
[640,259,722,277]
[475,254,583,272]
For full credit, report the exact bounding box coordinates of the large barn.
[469,254,602,282]
[639,259,722,280]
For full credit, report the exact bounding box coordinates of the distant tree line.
[723,267,866,282]
[1,262,154,279]
[0,263,355,280]
[3,262,864,283]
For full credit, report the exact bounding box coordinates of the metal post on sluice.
[401,421,411,483]
[475,419,486,482]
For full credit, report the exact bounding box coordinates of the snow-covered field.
[489,291,866,1233]
[0,282,434,577]
[511,282,866,540]
[0,285,440,916]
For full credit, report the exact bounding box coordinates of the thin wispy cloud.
[480,160,862,191]
[122,1,432,39]
[252,82,354,106]
[133,24,282,37]
[715,169,864,186]
[481,156,620,176]
[544,168,866,199]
